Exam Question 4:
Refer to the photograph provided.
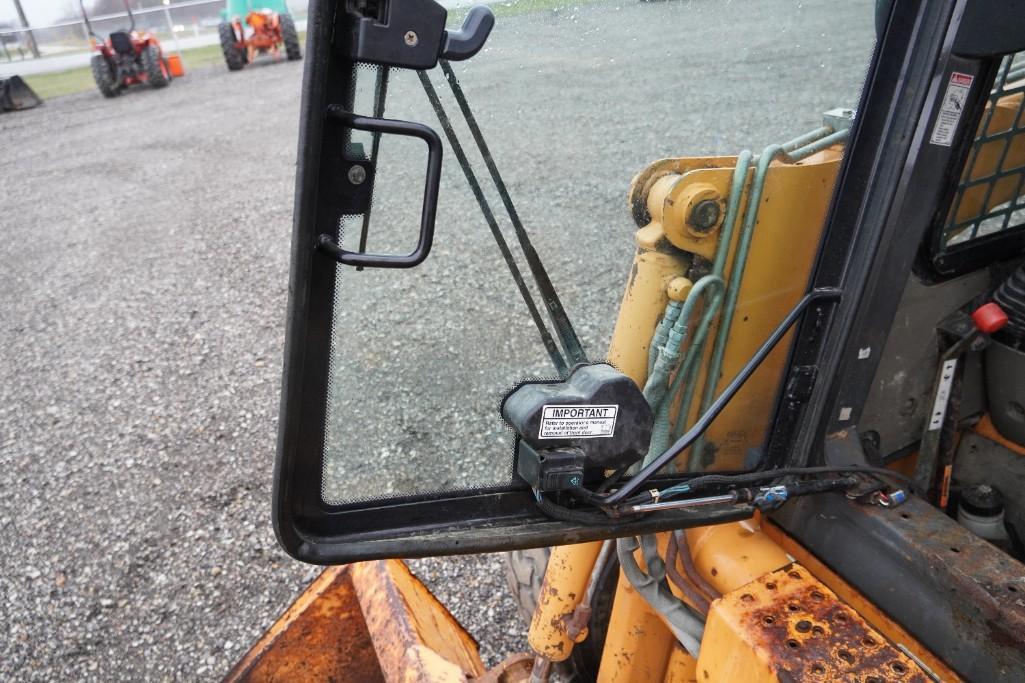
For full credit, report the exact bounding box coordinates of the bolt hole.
[788,570,802,580]
[740,593,754,602]
[787,603,801,612]
[862,636,876,647]
[812,625,825,635]
[811,590,825,601]
[891,661,907,674]
[765,582,777,590]
[838,649,855,665]
[835,612,848,622]
[811,663,825,676]
[786,639,800,650]
[796,620,812,633]
[710,567,718,576]
[762,615,776,625]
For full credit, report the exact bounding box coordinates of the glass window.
[322,0,877,505]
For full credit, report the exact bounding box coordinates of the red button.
[972,302,1008,334]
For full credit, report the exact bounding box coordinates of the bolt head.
[689,199,721,231]
[404,31,419,47]
[347,165,367,185]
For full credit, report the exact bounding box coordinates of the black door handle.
[317,106,443,269]
[441,6,495,62]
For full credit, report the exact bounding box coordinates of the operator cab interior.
[858,57,1025,561]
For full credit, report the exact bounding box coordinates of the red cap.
[972,302,1008,334]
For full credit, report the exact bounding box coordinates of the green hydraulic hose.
[644,278,723,468]
[648,300,684,376]
[640,125,846,473]
[640,150,752,469]
[784,128,848,163]
[687,144,784,471]
[643,275,724,409]
[661,151,753,457]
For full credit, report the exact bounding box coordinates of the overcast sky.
[0,0,78,26]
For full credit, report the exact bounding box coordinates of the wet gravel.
[0,1,873,679]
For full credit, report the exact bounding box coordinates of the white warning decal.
[930,72,974,146]
[539,404,618,439]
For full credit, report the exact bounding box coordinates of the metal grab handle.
[441,6,495,62]
[318,106,443,269]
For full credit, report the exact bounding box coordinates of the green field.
[23,37,302,100]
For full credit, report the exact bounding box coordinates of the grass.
[22,33,304,100]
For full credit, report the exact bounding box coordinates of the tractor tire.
[280,13,302,61]
[90,54,120,98]
[142,44,170,88]
[504,547,619,682]
[219,21,246,71]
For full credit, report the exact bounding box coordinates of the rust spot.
[225,567,386,683]
[721,565,929,682]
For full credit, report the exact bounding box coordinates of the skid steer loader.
[229,0,1025,680]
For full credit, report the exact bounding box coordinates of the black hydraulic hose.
[603,288,843,505]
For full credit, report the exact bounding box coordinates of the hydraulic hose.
[689,144,784,470]
[618,536,705,657]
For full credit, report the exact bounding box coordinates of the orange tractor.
[80,0,172,98]
[218,1,301,71]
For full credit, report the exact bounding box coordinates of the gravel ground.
[1,1,874,680]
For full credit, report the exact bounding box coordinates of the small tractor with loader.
[218,0,301,71]
[81,0,173,98]
[228,0,1025,681]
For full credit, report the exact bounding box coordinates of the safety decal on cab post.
[930,72,974,146]
[539,405,618,438]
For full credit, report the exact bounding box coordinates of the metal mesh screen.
[942,55,1025,249]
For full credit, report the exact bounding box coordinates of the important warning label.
[930,72,974,146]
[539,404,618,439]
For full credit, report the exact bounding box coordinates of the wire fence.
[0,0,308,64]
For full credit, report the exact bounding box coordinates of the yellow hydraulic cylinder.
[527,223,688,665]
[608,223,689,386]
[596,567,675,683]
[527,541,604,661]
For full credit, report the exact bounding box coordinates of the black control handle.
[441,6,495,62]
[317,106,443,269]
